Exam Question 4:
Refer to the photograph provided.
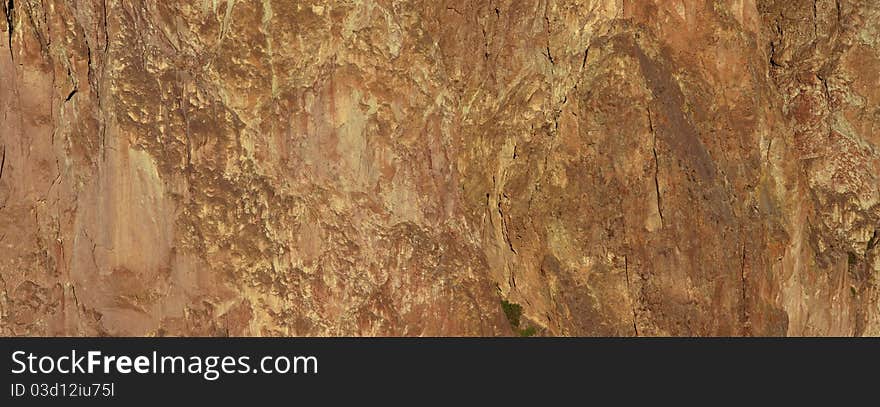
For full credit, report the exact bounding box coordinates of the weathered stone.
[1,0,878,336]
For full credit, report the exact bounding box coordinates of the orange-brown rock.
[1,0,878,336]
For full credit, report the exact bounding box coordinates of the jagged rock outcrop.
[1,0,878,336]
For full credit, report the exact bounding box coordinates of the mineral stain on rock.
[1,0,879,336]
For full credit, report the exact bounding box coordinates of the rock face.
[1,0,878,336]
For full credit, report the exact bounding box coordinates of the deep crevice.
[817,73,831,107]
[740,243,750,335]
[867,230,879,252]
[0,145,6,181]
[545,46,554,65]
[647,108,664,228]
[835,0,841,24]
[543,10,554,67]
[86,38,93,88]
[581,46,589,69]
[624,255,639,337]
[812,0,819,38]
[63,65,77,102]
[5,0,13,59]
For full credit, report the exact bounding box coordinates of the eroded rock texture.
[1,0,878,336]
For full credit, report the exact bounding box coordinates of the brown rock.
[1,0,878,336]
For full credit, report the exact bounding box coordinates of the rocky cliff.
[1,0,878,336]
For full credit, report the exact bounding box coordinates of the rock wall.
[1,0,878,336]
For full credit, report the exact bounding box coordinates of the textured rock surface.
[1,0,878,336]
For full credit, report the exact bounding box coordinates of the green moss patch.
[500,299,537,337]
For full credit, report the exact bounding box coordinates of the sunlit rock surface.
[1,0,878,336]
